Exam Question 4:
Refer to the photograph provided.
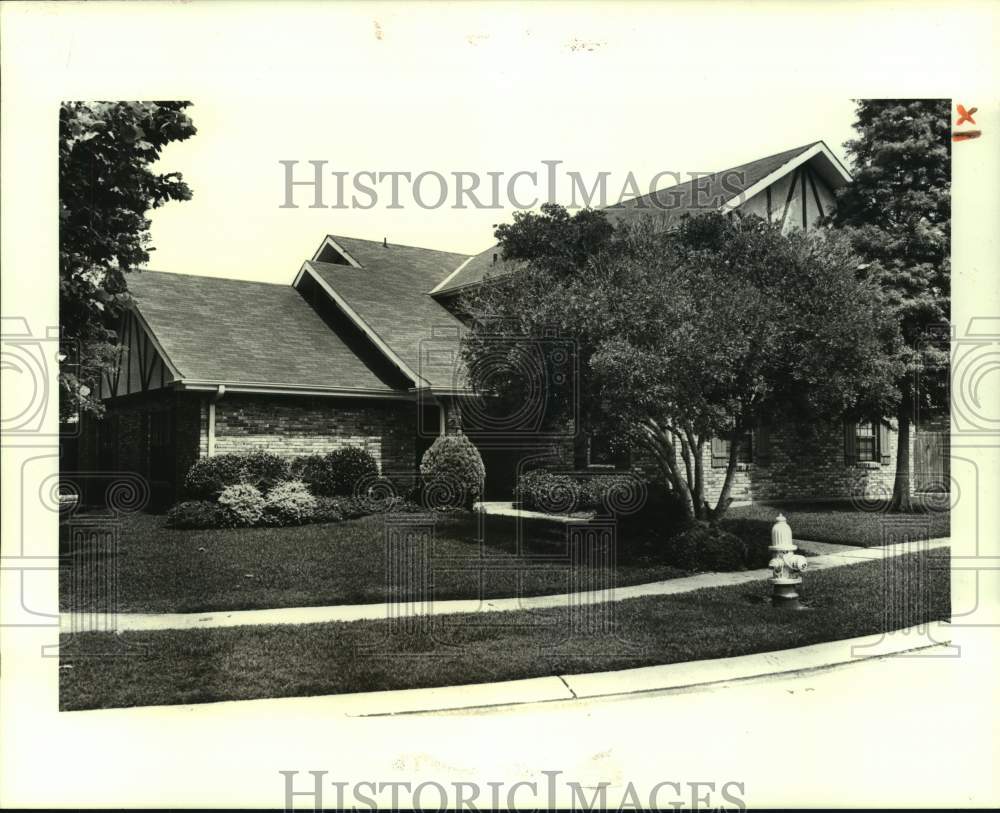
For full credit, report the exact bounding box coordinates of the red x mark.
[957,104,977,126]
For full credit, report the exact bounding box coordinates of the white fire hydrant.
[768,514,809,609]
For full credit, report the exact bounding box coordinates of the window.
[585,433,631,469]
[856,420,877,462]
[844,418,890,465]
[711,429,754,467]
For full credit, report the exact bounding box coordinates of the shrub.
[718,516,775,568]
[580,473,648,514]
[241,449,291,493]
[165,500,232,529]
[325,446,379,496]
[218,483,265,527]
[616,481,691,539]
[313,496,346,524]
[515,469,583,513]
[420,433,486,510]
[380,496,424,514]
[667,521,748,572]
[290,454,338,497]
[264,480,317,526]
[183,450,290,499]
[183,455,247,500]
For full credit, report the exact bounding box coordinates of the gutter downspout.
[207,384,226,457]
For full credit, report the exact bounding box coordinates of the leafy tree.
[461,206,901,521]
[832,99,951,511]
[60,101,196,419]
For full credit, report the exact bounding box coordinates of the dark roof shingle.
[128,270,399,391]
[432,142,820,295]
[306,237,470,389]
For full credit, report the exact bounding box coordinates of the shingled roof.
[127,270,400,392]
[299,236,472,390]
[430,141,840,296]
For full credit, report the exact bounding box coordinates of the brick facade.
[75,392,420,508]
[209,394,417,474]
[631,418,919,505]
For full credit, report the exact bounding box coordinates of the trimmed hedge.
[666,521,749,571]
[420,433,486,510]
[289,447,379,497]
[184,451,290,499]
[328,447,379,496]
[515,469,658,517]
[515,470,583,513]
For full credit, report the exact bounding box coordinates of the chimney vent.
[383,237,388,248]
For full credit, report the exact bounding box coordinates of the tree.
[60,101,197,420]
[832,99,951,511]
[461,206,901,521]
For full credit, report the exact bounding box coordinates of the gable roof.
[430,141,851,296]
[298,236,471,390]
[315,234,469,285]
[127,270,401,393]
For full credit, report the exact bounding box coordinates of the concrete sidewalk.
[60,537,949,634]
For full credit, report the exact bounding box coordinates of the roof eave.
[173,380,413,399]
[296,261,429,387]
[720,141,852,214]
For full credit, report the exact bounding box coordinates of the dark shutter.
[844,419,858,465]
[879,420,891,465]
[755,423,771,466]
[711,436,730,468]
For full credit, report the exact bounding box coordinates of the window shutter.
[755,423,771,466]
[844,419,858,465]
[711,436,729,468]
[879,420,891,465]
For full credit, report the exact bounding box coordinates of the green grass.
[59,512,689,614]
[723,501,950,548]
[59,549,949,711]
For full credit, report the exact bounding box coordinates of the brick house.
[73,141,948,508]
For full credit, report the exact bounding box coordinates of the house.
[72,141,948,509]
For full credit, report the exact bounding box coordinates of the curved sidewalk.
[60,537,950,633]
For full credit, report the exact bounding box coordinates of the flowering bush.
[218,483,266,527]
[264,480,317,526]
[419,433,486,510]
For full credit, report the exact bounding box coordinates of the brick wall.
[634,418,907,505]
[210,394,416,473]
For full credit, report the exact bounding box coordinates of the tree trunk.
[889,406,913,512]
[641,421,696,520]
[712,434,742,521]
[693,437,708,519]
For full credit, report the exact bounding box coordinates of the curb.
[352,621,955,716]
[63,621,953,717]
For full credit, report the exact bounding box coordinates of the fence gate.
[914,429,949,492]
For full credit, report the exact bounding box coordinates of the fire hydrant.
[768,514,808,609]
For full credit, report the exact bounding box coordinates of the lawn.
[59,511,690,614]
[722,501,950,548]
[59,549,950,711]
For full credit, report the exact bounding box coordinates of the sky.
[135,6,873,285]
